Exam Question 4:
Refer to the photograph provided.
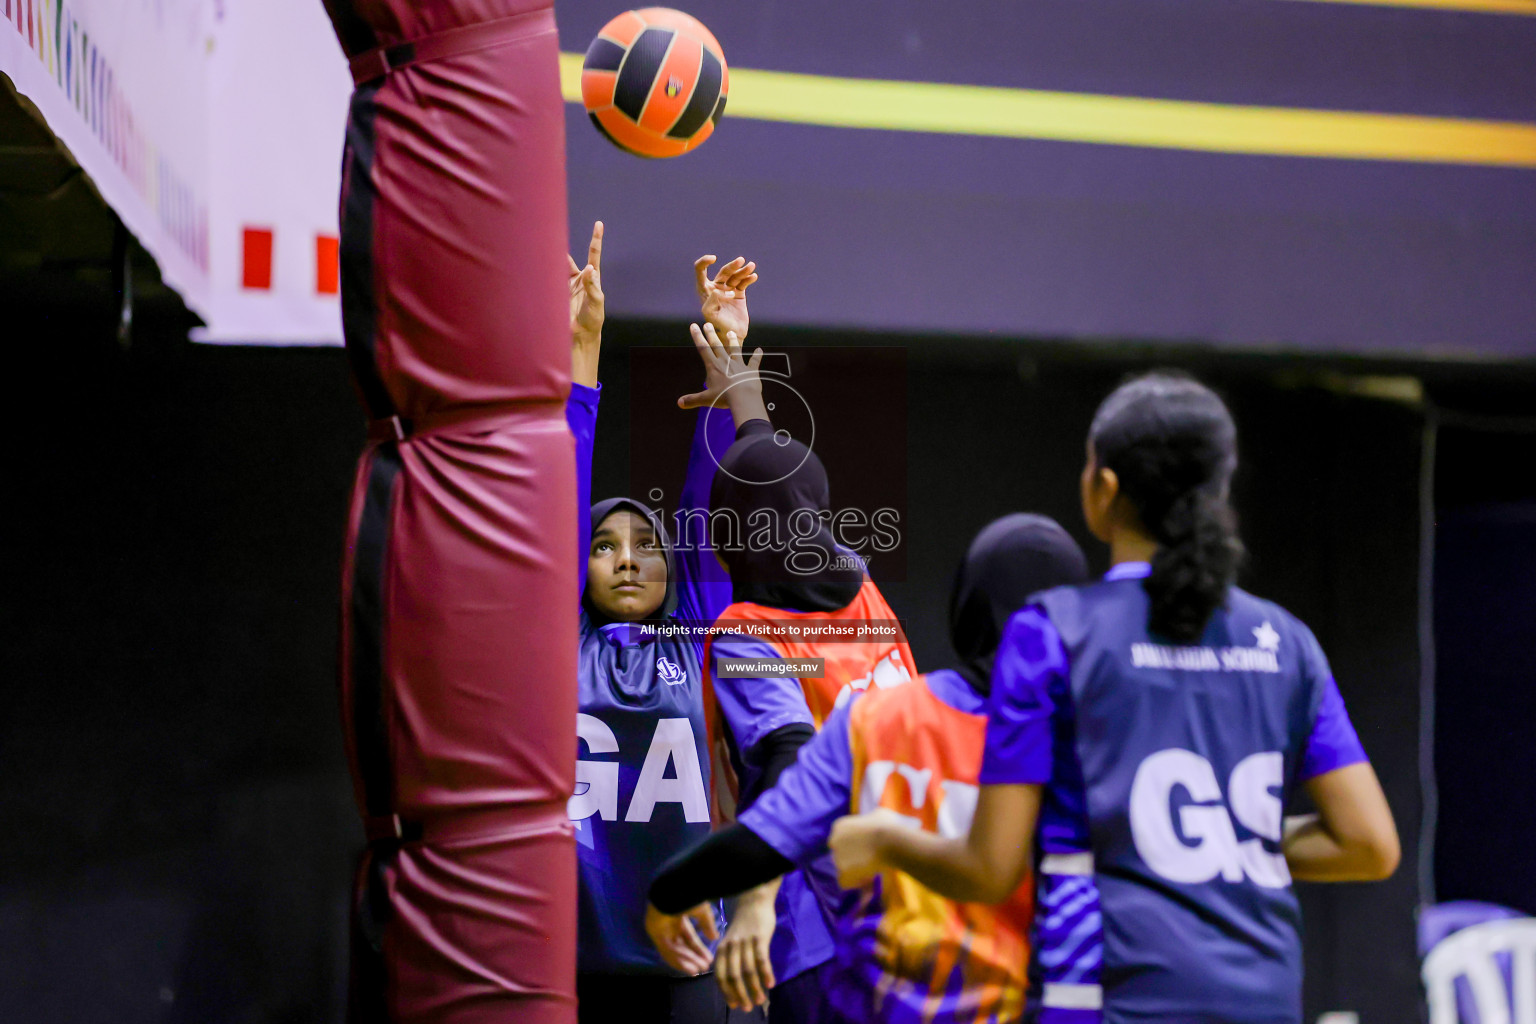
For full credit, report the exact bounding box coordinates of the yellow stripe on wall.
[558,53,1536,169]
[1279,0,1536,16]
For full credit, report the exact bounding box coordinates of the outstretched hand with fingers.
[569,221,605,387]
[694,254,757,344]
[569,221,605,342]
[644,902,719,977]
[677,323,766,427]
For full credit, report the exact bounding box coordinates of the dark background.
[626,344,910,583]
[1431,427,1536,921]
[4,299,1535,1022]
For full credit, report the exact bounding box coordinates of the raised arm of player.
[1284,763,1400,881]
[671,255,755,627]
[568,221,604,595]
[829,782,1040,904]
[569,220,604,388]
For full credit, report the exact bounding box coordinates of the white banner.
[1,0,353,342]
[0,0,212,316]
[195,0,350,344]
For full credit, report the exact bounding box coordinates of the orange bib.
[848,676,1033,1024]
[702,580,917,819]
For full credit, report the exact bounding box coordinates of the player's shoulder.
[1024,578,1129,647]
[1224,587,1327,663]
[1224,587,1314,638]
[998,602,1064,649]
[849,576,901,619]
[991,604,1073,690]
[851,672,980,755]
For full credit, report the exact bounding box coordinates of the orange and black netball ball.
[581,8,728,158]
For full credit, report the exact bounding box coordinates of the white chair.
[1422,918,1536,1024]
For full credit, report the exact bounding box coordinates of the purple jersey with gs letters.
[983,562,1367,1024]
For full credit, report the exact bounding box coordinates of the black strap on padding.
[351,445,403,822]
[339,79,397,424]
[346,847,391,1023]
[322,0,380,60]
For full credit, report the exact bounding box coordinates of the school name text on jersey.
[1130,643,1280,673]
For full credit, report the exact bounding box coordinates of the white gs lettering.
[1228,752,1291,887]
[1129,748,1291,888]
[569,715,710,825]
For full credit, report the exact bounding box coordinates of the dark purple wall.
[1432,424,1536,918]
[559,0,1536,358]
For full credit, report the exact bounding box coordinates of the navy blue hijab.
[949,513,1090,694]
[708,423,864,614]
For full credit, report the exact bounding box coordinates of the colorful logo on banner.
[3,0,208,272]
[1420,901,1536,1024]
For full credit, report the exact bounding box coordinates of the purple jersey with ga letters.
[982,562,1368,1024]
[567,385,741,974]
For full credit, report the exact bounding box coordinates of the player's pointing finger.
[587,221,604,272]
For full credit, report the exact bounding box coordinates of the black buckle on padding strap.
[349,42,415,85]
[347,8,553,86]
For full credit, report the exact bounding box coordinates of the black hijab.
[708,422,864,613]
[583,497,679,626]
[949,513,1090,694]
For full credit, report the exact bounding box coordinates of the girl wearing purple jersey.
[830,373,1400,1024]
[566,227,770,1023]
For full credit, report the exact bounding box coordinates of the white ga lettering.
[1129,748,1290,888]
[568,714,709,825]
[833,650,912,710]
[858,759,979,839]
[569,714,619,823]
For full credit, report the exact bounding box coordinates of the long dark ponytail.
[1089,372,1243,644]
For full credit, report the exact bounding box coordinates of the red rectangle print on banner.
[316,234,339,295]
[242,228,274,290]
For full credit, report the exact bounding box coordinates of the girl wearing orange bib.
[673,419,916,1023]
[649,515,1089,1023]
